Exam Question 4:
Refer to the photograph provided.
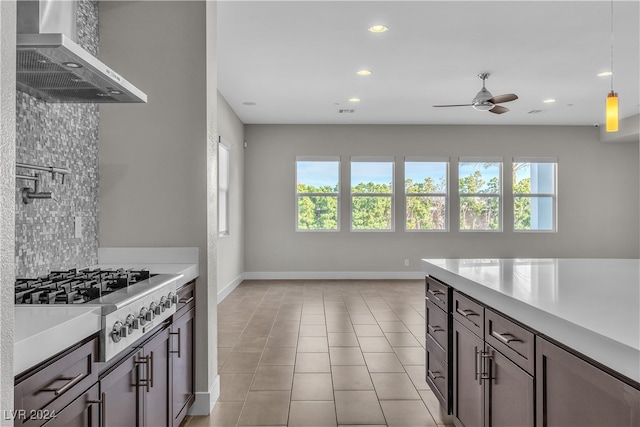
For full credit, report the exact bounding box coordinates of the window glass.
[296,158,340,231]
[351,159,394,231]
[513,160,557,231]
[459,160,502,231]
[405,160,448,231]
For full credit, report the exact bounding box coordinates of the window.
[513,158,557,231]
[405,157,449,231]
[218,139,230,236]
[459,158,502,231]
[351,157,394,231]
[296,157,340,231]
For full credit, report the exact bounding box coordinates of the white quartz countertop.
[14,247,199,376]
[421,258,640,384]
[14,306,101,376]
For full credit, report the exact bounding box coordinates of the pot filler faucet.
[15,162,70,204]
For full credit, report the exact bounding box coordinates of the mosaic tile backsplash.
[15,0,100,278]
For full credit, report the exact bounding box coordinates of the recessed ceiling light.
[598,71,613,77]
[242,102,256,106]
[368,25,388,33]
[543,99,556,103]
[356,70,372,76]
[348,98,361,103]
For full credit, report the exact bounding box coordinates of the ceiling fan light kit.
[433,73,518,115]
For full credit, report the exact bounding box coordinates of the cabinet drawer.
[15,337,99,426]
[426,276,449,312]
[426,331,446,363]
[426,300,449,354]
[485,309,535,375]
[453,292,484,338]
[426,340,449,411]
[175,280,195,317]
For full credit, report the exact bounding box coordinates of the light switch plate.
[74,216,82,239]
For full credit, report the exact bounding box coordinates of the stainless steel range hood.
[17,0,147,103]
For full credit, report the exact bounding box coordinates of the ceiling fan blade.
[489,94,518,104]
[433,104,473,107]
[489,105,510,114]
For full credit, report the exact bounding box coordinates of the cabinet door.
[536,337,640,427]
[453,320,484,427]
[144,328,171,427]
[171,308,195,427]
[100,349,143,427]
[484,345,534,427]
[41,384,100,427]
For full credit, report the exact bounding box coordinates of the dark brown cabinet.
[452,291,534,427]
[171,307,195,427]
[453,319,484,427]
[41,384,101,427]
[100,325,171,427]
[14,336,99,427]
[484,345,534,427]
[536,337,640,427]
[425,276,452,413]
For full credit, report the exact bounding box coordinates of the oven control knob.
[150,302,160,316]
[165,293,174,309]
[111,321,124,342]
[139,307,149,325]
[125,314,138,331]
[159,296,167,312]
[170,293,178,305]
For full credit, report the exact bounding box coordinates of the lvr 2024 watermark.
[3,409,58,421]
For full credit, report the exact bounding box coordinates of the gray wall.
[244,124,639,276]
[15,0,99,278]
[217,93,245,297]
[98,1,218,413]
[1,0,16,421]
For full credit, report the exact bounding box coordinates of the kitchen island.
[422,258,640,427]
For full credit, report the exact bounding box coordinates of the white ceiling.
[217,1,640,126]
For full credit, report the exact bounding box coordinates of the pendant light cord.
[610,0,615,91]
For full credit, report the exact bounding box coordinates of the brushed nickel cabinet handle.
[456,307,479,317]
[427,289,444,302]
[427,369,444,380]
[428,324,444,333]
[87,392,106,426]
[42,373,85,396]
[170,328,182,357]
[179,297,194,304]
[491,330,520,344]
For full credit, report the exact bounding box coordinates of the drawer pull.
[456,307,479,318]
[42,373,85,396]
[179,296,194,304]
[491,331,520,344]
[87,392,106,427]
[170,328,182,357]
[427,324,444,333]
[136,355,152,392]
[427,289,444,302]
[427,369,444,380]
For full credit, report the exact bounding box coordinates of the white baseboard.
[188,375,220,416]
[243,271,425,280]
[217,273,245,303]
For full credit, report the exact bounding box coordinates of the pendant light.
[606,0,618,132]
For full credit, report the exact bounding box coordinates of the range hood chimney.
[17,0,147,103]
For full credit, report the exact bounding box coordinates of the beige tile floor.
[184,280,454,427]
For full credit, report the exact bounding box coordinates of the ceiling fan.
[433,73,518,114]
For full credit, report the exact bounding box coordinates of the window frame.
[458,156,503,232]
[295,156,341,232]
[404,156,450,232]
[350,156,395,232]
[512,157,558,233]
[218,138,231,237]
